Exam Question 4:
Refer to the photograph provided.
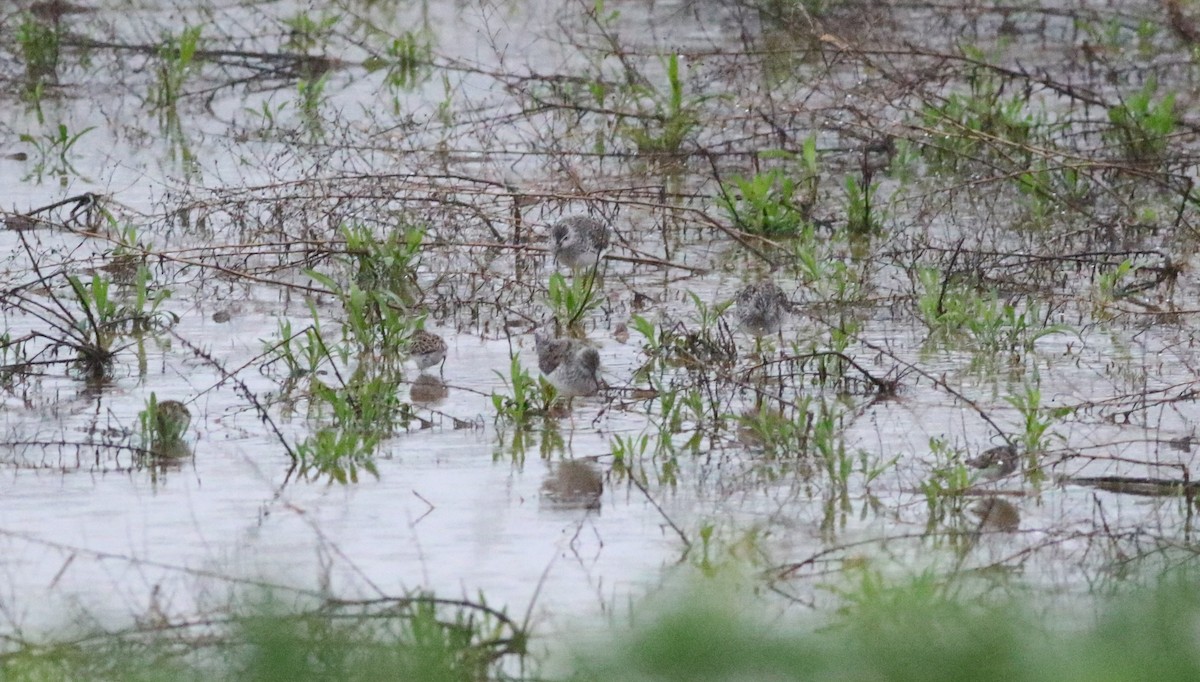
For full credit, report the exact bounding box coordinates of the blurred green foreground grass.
[4,571,1199,681]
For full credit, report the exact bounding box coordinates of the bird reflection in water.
[410,374,449,406]
[540,459,603,511]
[970,497,1020,533]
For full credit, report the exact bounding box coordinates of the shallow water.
[1,0,1198,650]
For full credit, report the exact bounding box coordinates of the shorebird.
[141,397,192,458]
[153,400,192,442]
[966,444,1020,481]
[409,329,448,373]
[732,281,791,337]
[550,215,610,271]
[534,332,601,403]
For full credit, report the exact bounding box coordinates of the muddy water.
[1,0,1198,643]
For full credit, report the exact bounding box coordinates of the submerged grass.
[20,123,94,181]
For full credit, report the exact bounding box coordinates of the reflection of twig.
[6,194,99,232]
[749,350,901,396]
[410,489,435,525]
[772,531,934,580]
[284,501,386,598]
[24,192,98,217]
[168,331,298,464]
[803,312,1013,447]
[1063,475,1200,497]
[628,473,690,549]
[0,526,320,597]
[65,38,342,79]
[519,553,558,646]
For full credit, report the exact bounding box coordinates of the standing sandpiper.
[154,399,192,440]
[550,215,610,270]
[534,332,601,402]
[732,281,791,337]
[140,397,193,458]
[966,444,1020,481]
[410,329,448,373]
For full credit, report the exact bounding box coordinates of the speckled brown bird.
[732,281,791,337]
[550,215,610,270]
[534,332,601,399]
[410,329,448,372]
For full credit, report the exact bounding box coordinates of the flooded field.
[3,0,1200,675]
